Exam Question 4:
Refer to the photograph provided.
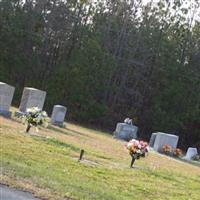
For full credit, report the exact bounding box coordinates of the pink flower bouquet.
[125,139,149,167]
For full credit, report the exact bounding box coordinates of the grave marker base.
[15,111,25,117]
[0,110,12,118]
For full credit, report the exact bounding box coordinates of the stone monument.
[0,82,15,117]
[149,132,158,147]
[114,123,138,141]
[152,132,179,152]
[18,87,46,113]
[51,105,67,126]
[184,147,198,160]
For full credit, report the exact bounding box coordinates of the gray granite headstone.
[149,132,158,147]
[51,105,67,126]
[0,82,15,117]
[184,147,198,160]
[19,87,46,113]
[114,123,138,141]
[153,132,179,152]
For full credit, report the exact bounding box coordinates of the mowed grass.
[0,116,200,200]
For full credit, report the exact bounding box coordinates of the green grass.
[0,116,200,200]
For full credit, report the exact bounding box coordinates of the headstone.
[149,132,158,147]
[184,148,198,160]
[19,87,46,113]
[114,123,138,141]
[51,105,67,126]
[153,132,179,152]
[0,82,15,117]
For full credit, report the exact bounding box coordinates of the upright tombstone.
[0,82,15,117]
[184,148,198,160]
[149,132,158,147]
[51,105,67,126]
[19,87,46,113]
[152,132,179,152]
[114,123,138,141]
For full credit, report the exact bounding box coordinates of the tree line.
[1,0,200,149]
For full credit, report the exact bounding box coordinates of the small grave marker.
[184,147,198,160]
[79,149,85,161]
[51,105,67,126]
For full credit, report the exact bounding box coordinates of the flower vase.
[141,151,145,157]
[135,153,140,159]
[130,155,136,168]
[26,123,31,133]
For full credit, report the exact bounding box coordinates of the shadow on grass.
[165,154,200,168]
[33,136,81,153]
[10,115,98,139]
[176,157,200,167]
[146,167,199,184]
[149,170,181,182]
[66,128,92,138]
[152,150,200,168]
[2,115,22,124]
[48,125,74,136]
[48,125,92,139]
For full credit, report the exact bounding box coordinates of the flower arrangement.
[125,139,149,167]
[162,144,172,155]
[173,148,183,157]
[162,144,184,158]
[22,107,49,133]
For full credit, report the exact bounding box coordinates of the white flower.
[27,107,40,113]
[41,111,47,117]
[22,107,49,128]
[136,149,141,154]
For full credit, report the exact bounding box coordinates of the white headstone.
[51,105,67,126]
[184,148,198,160]
[0,82,15,117]
[19,87,46,112]
[114,123,138,141]
[153,132,179,152]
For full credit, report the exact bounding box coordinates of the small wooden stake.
[79,149,84,161]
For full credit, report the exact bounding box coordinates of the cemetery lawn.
[0,116,200,200]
